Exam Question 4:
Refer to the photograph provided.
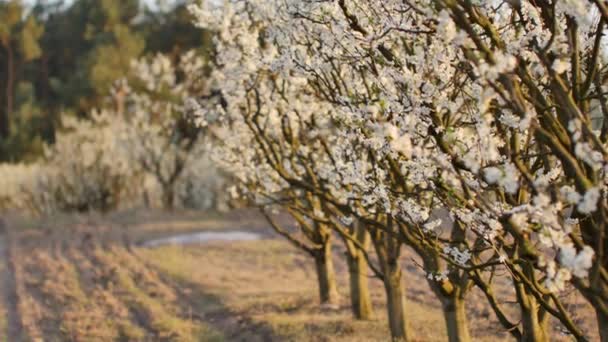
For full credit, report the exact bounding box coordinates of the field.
[0,209,598,341]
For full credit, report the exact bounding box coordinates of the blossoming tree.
[119,51,220,209]
[189,0,608,341]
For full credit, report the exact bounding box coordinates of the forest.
[0,0,210,162]
[1,1,608,342]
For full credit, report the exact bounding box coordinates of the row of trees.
[187,0,608,341]
[0,0,211,161]
[0,51,224,214]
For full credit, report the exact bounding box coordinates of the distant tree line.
[0,0,211,162]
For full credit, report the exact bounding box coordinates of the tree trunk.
[313,238,340,305]
[597,309,608,342]
[585,280,608,342]
[520,303,548,342]
[345,223,374,320]
[383,266,409,341]
[347,249,374,319]
[161,186,175,210]
[516,283,548,342]
[1,43,14,138]
[442,296,471,342]
[372,225,409,341]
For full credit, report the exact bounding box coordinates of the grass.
[32,249,120,340]
[93,247,224,342]
[139,241,485,342]
[1,210,228,341]
[0,208,598,341]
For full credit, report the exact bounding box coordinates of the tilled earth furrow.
[66,246,150,341]
[90,245,205,341]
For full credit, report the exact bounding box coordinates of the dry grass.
[0,208,599,341]
[1,211,225,341]
[139,241,506,342]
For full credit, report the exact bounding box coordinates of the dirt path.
[0,219,23,341]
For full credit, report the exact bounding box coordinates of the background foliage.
[0,0,211,162]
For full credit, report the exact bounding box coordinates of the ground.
[0,209,598,341]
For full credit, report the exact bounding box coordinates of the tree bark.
[313,237,340,305]
[1,42,14,138]
[383,266,409,341]
[597,309,608,342]
[520,304,548,342]
[344,223,374,320]
[442,295,471,342]
[371,224,409,341]
[161,185,175,210]
[438,221,472,342]
[346,247,374,319]
[516,283,548,342]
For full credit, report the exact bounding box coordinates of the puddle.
[141,231,263,248]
